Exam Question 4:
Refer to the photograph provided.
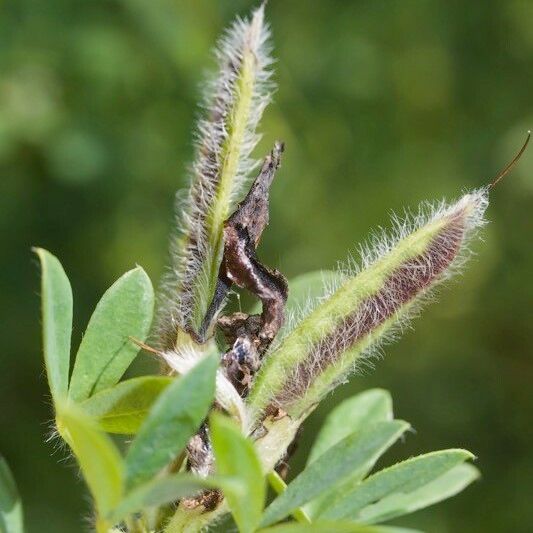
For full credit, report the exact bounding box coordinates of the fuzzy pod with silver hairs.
[157,4,274,348]
[247,189,489,422]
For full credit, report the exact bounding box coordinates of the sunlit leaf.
[261,420,409,526]
[0,455,24,533]
[211,413,265,533]
[124,353,217,489]
[81,376,172,434]
[305,389,395,517]
[34,248,72,403]
[320,449,475,521]
[69,267,154,402]
[350,462,480,524]
[308,389,393,464]
[56,403,123,517]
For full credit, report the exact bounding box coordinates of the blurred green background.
[1,1,532,531]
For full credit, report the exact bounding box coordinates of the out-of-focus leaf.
[56,403,123,517]
[109,473,237,522]
[81,376,172,434]
[0,455,24,533]
[69,267,154,402]
[211,413,265,533]
[320,449,475,521]
[124,353,217,489]
[34,248,72,403]
[350,462,480,524]
[308,389,393,464]
[258,523,422,533]
[261,420,409,526]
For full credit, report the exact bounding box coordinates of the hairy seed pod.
[248,189,489,421]
[157,5,274,348]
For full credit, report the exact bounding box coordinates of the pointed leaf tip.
[262,420,409,526]
[308,388,393,465]
[320,448,477,522]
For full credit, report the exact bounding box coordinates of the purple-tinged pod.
[248,189,489,421]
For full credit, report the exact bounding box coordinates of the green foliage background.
[0,1,531,531]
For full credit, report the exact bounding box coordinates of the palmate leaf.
[81,376,172,434]
[124,353,218,489]
[0,455,24,533]
[261,420,409,527]
[308,389,393,464]
[56,403,123,518]
[69,267,154,402]
[211,413,265,533]
[258,524,421,533]
[34,248,73,404]
[319,449,476,522]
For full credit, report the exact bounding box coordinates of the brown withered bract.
[218,312,263,395]
[181,143,288,509]
[201,141,288,337]
[200,141,288,395]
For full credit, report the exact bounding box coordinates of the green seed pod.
[157,5,274,347]
[248,189,489,421]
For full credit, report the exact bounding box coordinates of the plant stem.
[267,471,312,525]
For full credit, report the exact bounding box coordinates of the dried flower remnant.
[157,4,274,349]
[248,190,489,422]
[211,142,288,394]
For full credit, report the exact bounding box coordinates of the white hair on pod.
[156,4,274,346]
[250,188,489,414]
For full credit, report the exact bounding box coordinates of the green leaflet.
[267,471,311,525]
[258,524,422,533]
[351,463,480,524]
[124,353,217,489]
[34,248,72,404]
[211,413,265,533]
[308,389,393,464]
[69,267,154,402]
[56,403,123,518]
[320,449,475,521]
[305,389,394,518]
[261,420,409,527]
[109,473,235,522]
[0,455,24,533]
[81,376,172,434]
